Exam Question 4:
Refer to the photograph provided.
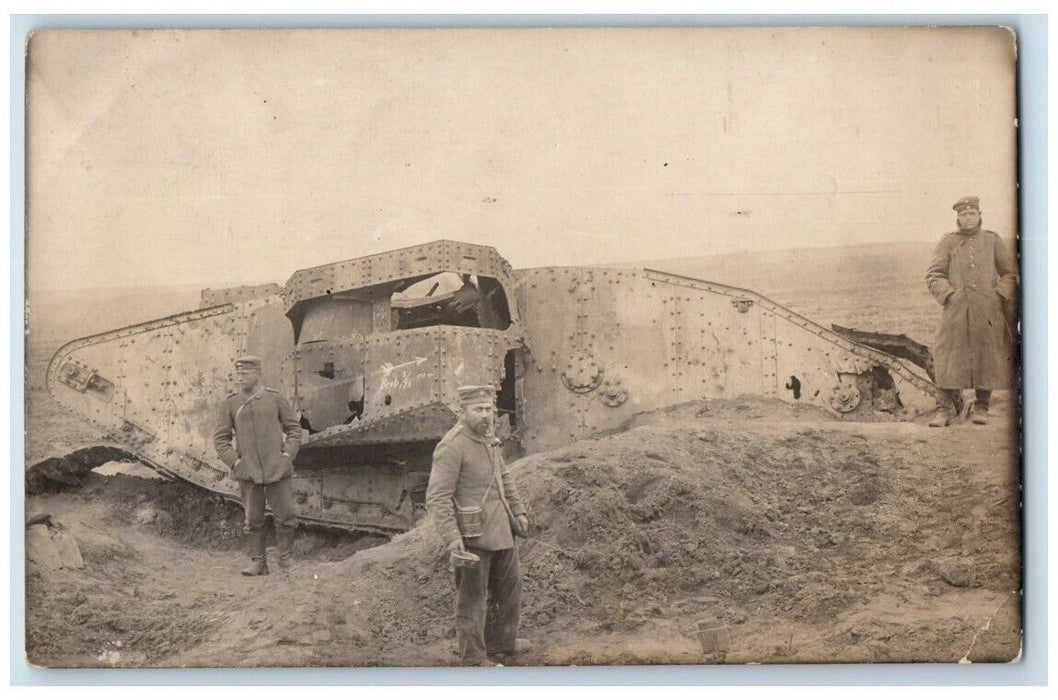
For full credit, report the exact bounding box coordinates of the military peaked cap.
[457,385,496,405]
[234,355,263,370]
[952,196,980,212]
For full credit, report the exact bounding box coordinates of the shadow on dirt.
[26,446,140,495]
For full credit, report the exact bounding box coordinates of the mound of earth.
[314,396,1019,666]
[25,396,1020,668]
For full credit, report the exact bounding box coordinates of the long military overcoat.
[426,423,527,551]
[213,386,302,484]
[926,228,1017,389]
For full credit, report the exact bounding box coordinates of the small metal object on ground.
[697,619,731,658]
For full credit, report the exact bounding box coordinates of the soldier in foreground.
[926,196,1017,427]
[213,355,302,575]
[426,385,532,666]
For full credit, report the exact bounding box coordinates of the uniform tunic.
[426,421,528,662]
[213,386,302,484]
[426,423,526,551]
[926,228,1016,390]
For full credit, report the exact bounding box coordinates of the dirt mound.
[73,472,247,550]
[198,396,1018,667]
[24,396,1021,667]
[618,395,836,428]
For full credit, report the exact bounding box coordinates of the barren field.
[23,243,1022,668]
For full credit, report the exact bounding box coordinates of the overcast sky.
[26,27,1017,291]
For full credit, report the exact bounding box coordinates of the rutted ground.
[25,396,1020,668]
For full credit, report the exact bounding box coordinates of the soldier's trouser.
[453,546,522,663]
[936,388,992,413]
[239,477,297,533]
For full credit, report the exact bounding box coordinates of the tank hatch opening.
[498,349,518,429]
[495,348,523,460]
[391,273,512,331]
[867,364,901,414]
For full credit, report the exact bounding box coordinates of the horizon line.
[24,239,935,294]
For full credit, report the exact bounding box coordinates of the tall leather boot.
[972,389,992,425]
[275,525,295,571]
[241,528,269,576]
[929,388,958,428]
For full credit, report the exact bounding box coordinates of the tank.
[45,240,937,534]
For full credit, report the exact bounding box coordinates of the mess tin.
[450,549,481,569]
[455,504,484,539]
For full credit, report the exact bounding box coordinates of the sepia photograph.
[22,25,1023,670]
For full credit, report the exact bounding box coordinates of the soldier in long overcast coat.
[426,385,531,666]
[213,355,302,575]
[925,196,1017,426]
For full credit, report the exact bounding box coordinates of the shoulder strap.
[488,442,519,523]
[452,439,499,511]
[233,386,266,422]
[486,442,507,507]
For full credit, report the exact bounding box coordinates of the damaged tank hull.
[46,240,937,533]
[514,267,936,452]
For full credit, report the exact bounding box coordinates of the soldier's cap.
[457,385,496,405]
[234,355,263,370]
[952,196,980,212]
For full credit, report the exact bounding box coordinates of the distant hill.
[25,285,205,346]
[616,242,935,298]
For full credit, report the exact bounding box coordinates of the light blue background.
[9,13,1047,686]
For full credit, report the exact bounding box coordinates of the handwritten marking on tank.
[375,357,429,376]
[373,357,433,399]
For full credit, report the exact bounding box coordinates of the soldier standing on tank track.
[925,196,1018,428]
[213,355,302,575]
[426,385,532,666]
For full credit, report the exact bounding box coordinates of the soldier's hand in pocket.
[447,539,466,553]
